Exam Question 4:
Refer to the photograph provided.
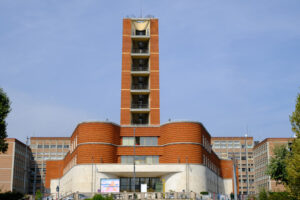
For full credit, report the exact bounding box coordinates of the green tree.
[266,145,289,185]
[0,88,10,153]
[290,93,300,137]
[286,92,300,200]
[35,190,42,200]
[258,188,268,200]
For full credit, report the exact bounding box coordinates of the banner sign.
[100,179,120,193]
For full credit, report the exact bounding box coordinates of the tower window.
[135,30,146,35]
[131,113,149,125]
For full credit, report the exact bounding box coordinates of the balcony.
[131,76,149,93]
[131,58,149,74]
[131,94,149,111]
[131,41,149,57]
[131,113,149,125]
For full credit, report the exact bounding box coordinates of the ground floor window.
[120,177,162,192]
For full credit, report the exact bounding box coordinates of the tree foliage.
[35,190,42,200]
[286,134,300,199]
[290,93,300,136]
[266,145,289,185]
[286,92,300,200]
[258,188,268,200]
[0,88,10,153]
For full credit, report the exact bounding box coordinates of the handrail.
[131,104,149,109]
[132,66,149,71]
[132,49,149,54]
[131,85,149,90]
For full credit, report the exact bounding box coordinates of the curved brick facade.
[45,18,236,194]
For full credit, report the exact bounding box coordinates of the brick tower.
[120,18,160,126]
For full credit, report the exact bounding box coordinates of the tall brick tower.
[120,18,160,126]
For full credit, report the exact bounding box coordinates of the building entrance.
[120,177,162,192]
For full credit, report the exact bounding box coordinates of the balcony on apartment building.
[131,58,149,75]
[131,76,149,93]
[131,40,149,57]
[131,94,149,112]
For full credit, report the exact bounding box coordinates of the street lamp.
[133,127,136,199]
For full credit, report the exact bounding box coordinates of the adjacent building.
[29,137,70,194]
[0,138,30,194]
[253,138,292,193]
[211,137,255,195]
[45,18,237,198]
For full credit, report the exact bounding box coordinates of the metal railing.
[132,66,149,71]
[131,104,149,109]
[132,49,149,54]
[131,85,149,90]
[58,191,220,200]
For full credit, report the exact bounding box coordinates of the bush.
[92,194,105,200]
[268,192,292,200]
[92,194,114,200]
[258,188,268,200]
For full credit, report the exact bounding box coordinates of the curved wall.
[75,122,120,144]
[160,122,205,163]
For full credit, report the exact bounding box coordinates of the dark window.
[131,113,149,125]
[64,145,69,148]
[135,30,146,35]
[57,145,62,148]
[37,145,43,148]
[50,145,56,148]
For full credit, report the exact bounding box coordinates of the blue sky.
[0,0,299,142]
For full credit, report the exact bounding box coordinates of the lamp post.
[245,133,249,196]
[23,136,29,193]
[133,127,136,199]
[232,156,238,200]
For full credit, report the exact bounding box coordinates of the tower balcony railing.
[131,104,149,109]
[132,66,149,71]
[132,48,149,54]
[131,85,149,90]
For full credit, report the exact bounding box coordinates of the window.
[140,137,158,146]
[64,145,69,148]
[50,145,56,148]
[37,145,43,148]
[122,137,135,146]
[121,156,159,164]
[44,145,49,148]
[57,145,62,148]
[122,137,158,146]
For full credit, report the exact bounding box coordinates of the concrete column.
[124,192,128,200]
[191,192,196,200]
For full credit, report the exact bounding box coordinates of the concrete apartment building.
[0,138,30,194]
[253,138,292,193]
[44,18,237,198]
[211,137,255,195]
[29,137,70,194]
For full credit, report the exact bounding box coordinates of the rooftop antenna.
[140,0,143,18]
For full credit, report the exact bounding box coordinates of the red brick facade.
[45,18,235,191]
